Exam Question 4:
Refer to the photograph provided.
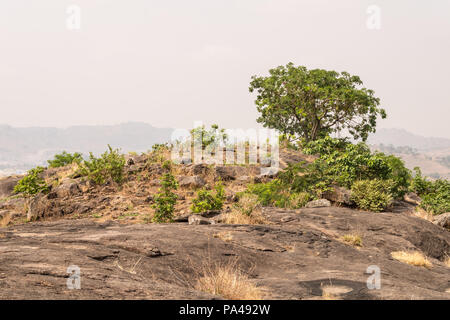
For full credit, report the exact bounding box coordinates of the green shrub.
[302,137,411,198]
[410,168,450,215]
[78,145,125,185]
[410,167,434,195]
[191,182,226,213]
[152,161,178,223]
[246,180,312,209]
[47,151,83,168]
[191,124,228,149]
[420,181,450,215]
[14,167,50,196]
[147,143,170,164]
[351,179,393,212]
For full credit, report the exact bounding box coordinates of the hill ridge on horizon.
[0,123,449,176]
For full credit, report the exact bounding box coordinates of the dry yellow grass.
[213,231,233,242]
[391,251,432,268]
[444,255,450,268]
[413,207,434,222]
[222,210,268,225]
[0,212,11,228]
[195,262,263,300]
[341,234,362,247]
[222,194,268,225]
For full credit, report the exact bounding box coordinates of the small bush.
[14,167,50,196]
[288,192,312,209]
[233,194,260,216]
[351,179,393,212]
[47,151,83,168]
[191,124,228,150]
[223,194,268,225]
[247,180,312,209]
[420,180,450,215]
[78,145,125,185]
[302,137,411,198]
[148,143,170,164]
[152,161,178,223]
[410,168,450,215]
[191,182,226,213]
[341,234,362,247]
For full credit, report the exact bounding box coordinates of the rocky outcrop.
[322,185,353,205]
[305,199,331,208]
[434,212,450,229]
[404,192,422,205]
[0,207,449,299]
[0,176,21,199]
[178,176,206,189]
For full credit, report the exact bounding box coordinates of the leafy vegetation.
[249,63,386,142]
[246,180,312,209]
[77,145,125,185]
[47,151,83,168]
[14,167,50,196]
[147,143,170,164]
[191,124,228,149]
[191,182,226,213]
[351,179,393,212]
[410,168,450,215]
[152,161,179,223]
[302,137,411,197]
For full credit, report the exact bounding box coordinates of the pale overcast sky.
[0,0,449,138]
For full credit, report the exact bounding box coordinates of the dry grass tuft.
[413,207,434,222]
[0,213,11,228]
[391,251,432,268]
[213,231,233,242]
[444,255,450,268]
[341,234,362,247]
[222,210,268,225]
[222,194,269,225]
[195,261,263,300]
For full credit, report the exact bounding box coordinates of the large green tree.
[249,63,386,142]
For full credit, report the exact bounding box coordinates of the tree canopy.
[249,63,386,142]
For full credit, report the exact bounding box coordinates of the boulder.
[178,175,206,189]
[125,154,146,166]
[258,167,279,178]
[305,199,331,208]
[0,176,21,198]
[322,185,353,205]
[188,215,216,225]
[215,166,237,181]
[54,179,81,198]
[0,209,9,220]
[191,164,209,176]
[260,158,272,167]
[433,212,450,229]
[404,192,422,205]
[149,179,161,186]
[181,158,192,165]
[237,175,251,183]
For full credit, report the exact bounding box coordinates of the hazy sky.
[0,0,449,138]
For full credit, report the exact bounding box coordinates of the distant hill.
[368,128,450,151]
[369,128,450,180]
[0,122,173,174]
